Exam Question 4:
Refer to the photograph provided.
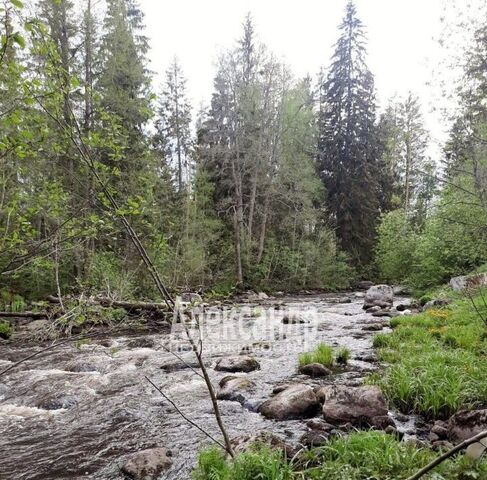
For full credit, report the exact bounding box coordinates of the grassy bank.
[369,290,487,418]
[193,431,487,479]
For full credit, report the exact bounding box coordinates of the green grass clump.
[299,343,334,368]
[335,346,351,365]
[299,343,352,368]
[193,445,292,480]
[0,321,12,339]
[370,291,487,418]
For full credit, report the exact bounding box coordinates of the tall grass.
[370,293,487,418]
[193,432,487,479]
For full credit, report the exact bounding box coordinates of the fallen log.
[0,311,47,320]
[46,295,170,312]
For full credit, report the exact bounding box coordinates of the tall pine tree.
[318,0,379,267]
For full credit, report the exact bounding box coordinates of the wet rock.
[431,423,448,439]
[428,432,440,442]
[432,440,454,451]
[65,362,98,373]
[363,285,394,309]
[240,342,271,354]
[384,425,402,439]
[362,323,383,331]
[394,412,410,422]
[231,432,295,458]
[161,359,208,373]
[355,354,376,363]
[273,383,296,394]
[448,408,487,443]
[355,292,365,298]
[371,415,395,430]
[121,447,172,479]
[423,299,449,311]
[393,285,410,295]
[217,376,255,403]
[37,395,77,410]
[396,304,410,312]
[299,430,329,447]
[259,384,320,420]
[372,310,394,318]
[180,292,203,303]
[298,363,332,378]
[366,306,382,314]
[282,314,308,324]
[319,385,389,427]
[356,280,374,290]
[306,418,335,431]
[127,337,155,349]
[450,273,487,292]
[215,356,260,373]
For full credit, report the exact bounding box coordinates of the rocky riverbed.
[0,291,420,479]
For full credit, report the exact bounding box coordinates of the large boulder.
[217,376,255,403]
[448,409,487,443]
[363,285,394,309]
[259,384,320,420]
[215,356,260,373]
[450,273,487,292]
[121,448,172,479]
[319,385,389,428]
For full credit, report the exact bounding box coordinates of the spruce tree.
[317,0,379,267]
[154,58,193,191]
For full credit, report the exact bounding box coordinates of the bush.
[335,346,351,365]
[0,321,12,339]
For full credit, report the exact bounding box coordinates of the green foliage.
[335,346,351,365]
[0,321,13,339]
[370,293,487,418]
[194,432,487,480]
[193,446,292,480]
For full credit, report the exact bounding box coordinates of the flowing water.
[0,292,411,480]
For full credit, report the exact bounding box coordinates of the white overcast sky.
[139,0,472,157]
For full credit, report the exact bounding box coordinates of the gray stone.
[217,376,255,403]
[319,385,389,427]
[259,384,320,420]
[363,285,394,309]
[215,356,260,373]
[298,363,332,377]
[450,273,487,292]
[121,448,172,479]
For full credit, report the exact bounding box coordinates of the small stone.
[362,323,383,331]
[431,424,448,439]
[282,314,308,324]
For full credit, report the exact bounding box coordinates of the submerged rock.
[363,285,394,309]
[217,376,255,403]
[319,385,389,428]
[259,384,320,420]
[282,314,308,324]
[37,395,77,410]
[121,447,172,479]
[215,356,260,373]
[298,363,332,377]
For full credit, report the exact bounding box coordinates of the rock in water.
[180,292,203,303]
[298,363,332,377]
[319,385,389,427]
[259,384,320,420]
[217,376,255,403]
[363,285,394,309]
[215,356,260,373]
[448,409,487,443]
[121,448,172,479]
